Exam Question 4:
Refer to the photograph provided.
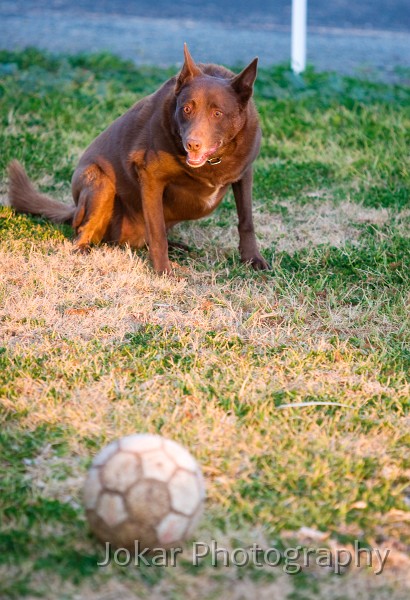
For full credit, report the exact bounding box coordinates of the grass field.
[0,48,409,599]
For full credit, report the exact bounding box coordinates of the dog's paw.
[153,261,191,278]
[153,259,173,276]
[243,254,270,271]
[73,243,92,254]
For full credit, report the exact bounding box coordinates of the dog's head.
[174,44,258,168]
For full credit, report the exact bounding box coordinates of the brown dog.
[8,44,269,274]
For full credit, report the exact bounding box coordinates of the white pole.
[291,0,307,74]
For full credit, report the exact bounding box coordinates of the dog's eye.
[183,105,192,114]
[213,110,223,118]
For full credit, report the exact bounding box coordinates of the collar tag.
[207,157,222,165]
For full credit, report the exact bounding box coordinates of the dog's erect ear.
[231,58,258,105]
[175,43,203,94]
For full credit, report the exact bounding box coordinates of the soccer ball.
[83,434,205,550]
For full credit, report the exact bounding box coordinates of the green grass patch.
[0,206,72,242]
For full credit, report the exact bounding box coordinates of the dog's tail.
[8,160,75,224]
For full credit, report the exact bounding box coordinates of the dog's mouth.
[185,144,221,168]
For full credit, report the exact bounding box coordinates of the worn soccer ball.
[83,434,205,550]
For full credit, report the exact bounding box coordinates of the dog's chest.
[164,177,227,220]
[195,179,229,216]
[205,185,222,211]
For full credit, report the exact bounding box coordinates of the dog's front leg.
[232,166,270,271]
[139,173,171,274]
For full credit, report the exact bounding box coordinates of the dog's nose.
[186,138,202,152]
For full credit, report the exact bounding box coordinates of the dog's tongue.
[187,152,208,166]
[186,145,219,167]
